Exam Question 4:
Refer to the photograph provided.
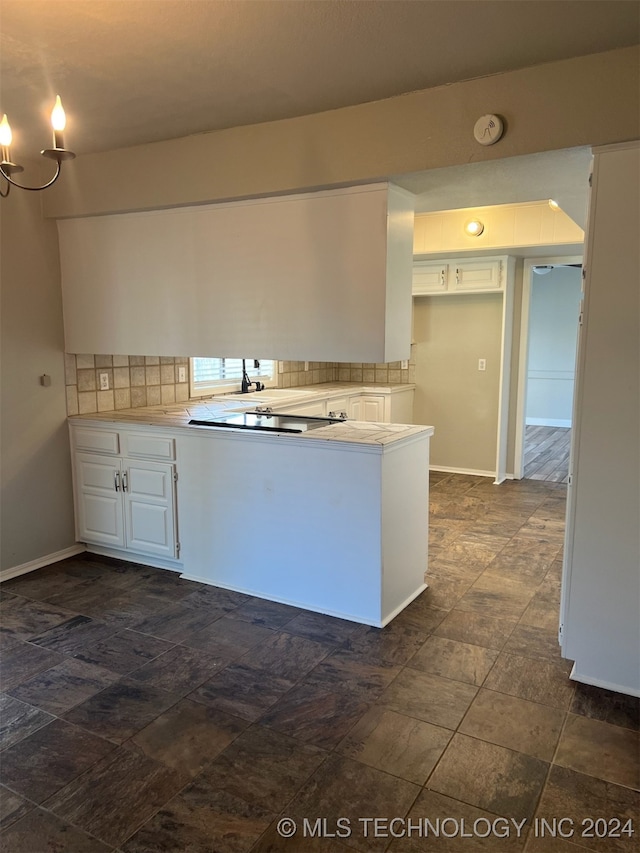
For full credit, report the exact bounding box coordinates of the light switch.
[478,359,487,372]
[178,366,187,383]
[99,372,109,390]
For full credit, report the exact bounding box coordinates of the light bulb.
[50,96,67,149]
[51,96,66,131]
[465,220,484,236]
[0,115,12,147]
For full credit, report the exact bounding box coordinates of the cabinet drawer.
[452,259,502,291]
[122,433,176,461]
[73,428,120,454]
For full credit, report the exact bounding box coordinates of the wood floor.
[524,425,571,482]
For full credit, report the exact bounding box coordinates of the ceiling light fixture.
[548,199,560,211]
[465,219,484,237]
[0,96,75,198]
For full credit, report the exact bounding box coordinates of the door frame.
[513,254,583,479]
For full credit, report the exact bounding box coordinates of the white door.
[75,453,125,548]
[122,459,177,558]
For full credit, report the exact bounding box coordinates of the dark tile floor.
[1,473,638,852]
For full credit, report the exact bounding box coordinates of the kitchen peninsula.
[69,387,433,627]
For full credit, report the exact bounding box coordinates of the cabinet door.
[413,261,448,294]
[360,395,386,422]
[122,460,178,559]
[75,453,125,548]
[349,397,362,420]
[452,258,502,291]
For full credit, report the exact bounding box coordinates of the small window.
[190,357,276,397]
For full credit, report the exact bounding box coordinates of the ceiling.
[1,0,638,157]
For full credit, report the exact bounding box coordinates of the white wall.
[0,178,76,574]
[526,266,582,426]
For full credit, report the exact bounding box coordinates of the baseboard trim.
[569,663,640,698]
[0,544,86,583]
[526,418,572,428]
[430,465,495,479]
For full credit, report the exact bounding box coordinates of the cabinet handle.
[456,268,460,286]
[441,268,446,287]
[122,470,128,492]
[114,471,120,492]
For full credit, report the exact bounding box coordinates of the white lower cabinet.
[358,395,386,422]
[74,446,178,560]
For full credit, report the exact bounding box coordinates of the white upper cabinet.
[58,183,415,363]
[413,256,505,295]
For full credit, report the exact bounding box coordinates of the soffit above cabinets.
[58,183,415,363]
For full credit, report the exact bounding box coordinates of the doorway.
[514,257,583,480]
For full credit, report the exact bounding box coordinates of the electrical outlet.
[278,361,284,373]
[478,358,487,372]
[178,366,187,383]
[304,362,309,371]
[99,372,109,390]
[401,360,409,370]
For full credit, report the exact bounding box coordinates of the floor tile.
[428,733,549,821]
[122,782,275,853]
[180,584,251,612]
[0,595,77,641]
[182,614,274,657]
[0,694,53,751]
[261,682,371,750]
[0,718,115,803]
[419,573,474,610]
[190,662,295,722]
[63,678,182,744]
[342,621,430,666]
[241,631,332,681]
[483,537,561,584]
[2,566,89,601]
[250,819,354,852]
[0,639,63,691]
[459,688,565,761]
[391,594,449,632]
[288,754,420,853]
[535,765,640,853]
[503,623,564,663]
[408,635,499,685]
[456,575,539,620]
[433,609,518,650]
[28,613,119,655]
[73,628,174,675]
[227,597,302,629]
[8,657,117,714]
[46,584,169,626]
[525,835,593,853]
[303,648,401,699]
[484,652,575,710]
[0,785,33,828]
[281,611,359,645]
[389,788,529,852]
[570,684,639,732]
[0,807,113,852]
[554,714,640,790]
[46,745,188,848]
[128,643,228,694]
[132,601,222,643]
[377,668,477,730]
[200,725,327,813]
[128,697,248,776]
[338,705,452,784]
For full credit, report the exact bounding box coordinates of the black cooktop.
[188,411,345,433]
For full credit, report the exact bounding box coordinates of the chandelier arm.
[0,160,62,192]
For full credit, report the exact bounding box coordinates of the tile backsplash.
[64,350,416,416]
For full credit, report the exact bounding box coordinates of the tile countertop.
[68,382,433,447]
